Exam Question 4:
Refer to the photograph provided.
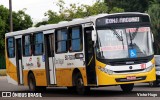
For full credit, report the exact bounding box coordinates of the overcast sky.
[0,0,97,23]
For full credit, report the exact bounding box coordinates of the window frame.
[7,37,15,58]
[33,32,44,56]
[55,28,68,54]
[68,25,83,52]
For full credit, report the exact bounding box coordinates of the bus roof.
[5,12,149,37]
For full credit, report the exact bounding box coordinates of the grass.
[0,69,6,76]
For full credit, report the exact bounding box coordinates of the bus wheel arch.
[72,68,90,95]
[28,71,37,91]
[72,68,81,86]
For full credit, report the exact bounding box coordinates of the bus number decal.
[65,55,75,60]
[55,59,64,65]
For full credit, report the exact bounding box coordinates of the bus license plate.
[127,76,136,80]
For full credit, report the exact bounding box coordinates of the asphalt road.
[0,76,160,100]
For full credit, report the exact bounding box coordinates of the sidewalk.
[0,76,6,80]
[0,69,6,76]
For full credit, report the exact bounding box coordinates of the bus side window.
[7,37,15,58]
[55,29,68,53]
[33,33,43,55]
[69,26,83,52]
[23,35,32,56]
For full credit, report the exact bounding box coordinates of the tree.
[0,5,33,53]
[13,10,33,31]
[147,1,160,54]
[34,21,48,27]
[105,0,154,12]
[35,0,124,26]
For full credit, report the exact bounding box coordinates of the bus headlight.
[98,66,114,75]
[145,64,154,72]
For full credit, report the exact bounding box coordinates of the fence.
[0,56,5,69]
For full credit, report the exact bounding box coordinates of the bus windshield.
[96,27,154,59]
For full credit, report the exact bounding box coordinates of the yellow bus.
[5,12,156,94]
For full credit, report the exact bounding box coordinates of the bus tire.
[28,73,37,92]
[149,81,159,87]
[37,86,46,92]
[120,83,134,92]
[67,86,76,92]
[74,72,90,95]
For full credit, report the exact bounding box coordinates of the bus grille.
[115,76,146,82]
[114,69,144,73]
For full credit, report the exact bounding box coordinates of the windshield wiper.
[131,27,139,40]
[106,27,125,50]
[107,27,123,41]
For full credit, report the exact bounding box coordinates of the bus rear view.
[94,13,156,92]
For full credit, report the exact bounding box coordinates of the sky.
[0,0,97,23]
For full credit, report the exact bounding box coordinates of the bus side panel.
[55,67,87,86]
[33,69,47,86]
[23,69,47,86]
[5,53,18,85]
[56,68,72,86]
[22,54,48,86]
[80,67,88,86]
[23,70,29,86]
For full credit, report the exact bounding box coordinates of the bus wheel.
[75,72,88,95]
[120,83,134,92]
[28,73,37,92]
[149,81,158,87]
[37,86,46,92]
[67,86,76,92]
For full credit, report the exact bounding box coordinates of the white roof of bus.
[5,12,149,37]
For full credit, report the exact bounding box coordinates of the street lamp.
[9,0,13,32]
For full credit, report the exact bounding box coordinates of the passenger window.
[23,35,32,56]
[56,29,68,53]
[33,33,43,55]
[69,27,82,52]
[7,37,15,58]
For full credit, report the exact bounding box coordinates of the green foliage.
[13,10,33,31]
[147,1,160,54]
[0,5,33,53]
[35,21,48,27]
[105,0,154,12]
[38,0,124,25]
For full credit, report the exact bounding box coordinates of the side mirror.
[92,30,97,42]
[152,33,154,43]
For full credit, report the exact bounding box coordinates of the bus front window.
[96,27,154,59]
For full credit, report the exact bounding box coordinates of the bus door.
[15,37,23,85]
[84,27,97,85]
[44,30,56,85]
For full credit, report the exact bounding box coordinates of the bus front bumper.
[97,67,156,86]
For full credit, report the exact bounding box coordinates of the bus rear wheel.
[74,72,90,95]
[120,83,134,92]
[149,81,159,87]
[28,73,37,92]
[28,73,46,92]
[67,86,76,92]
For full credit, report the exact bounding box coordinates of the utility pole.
[9,0,13,32]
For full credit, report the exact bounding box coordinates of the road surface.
[0,76,160,100]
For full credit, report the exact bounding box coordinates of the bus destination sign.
[105,17,140,24]
[96,14,150,28]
